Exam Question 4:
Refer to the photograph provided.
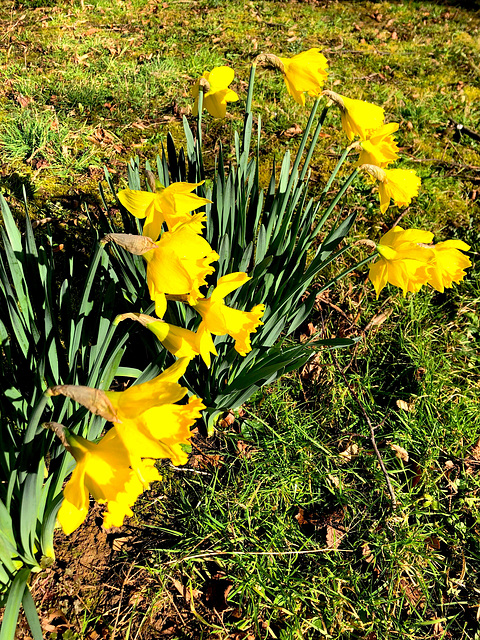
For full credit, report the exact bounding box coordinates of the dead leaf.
[190,453,224,469]
[282,123,302,138]
[172,578,201,603]
[88,127,116,146]
[364,308,392,331]
[326,474,340,488]
[464,439,480,475]
[300,352,322,382]
[415,366,426,380]
[396,399,415,412]
[236,440,255,459]
[204,573,232,611]
[426,536,441,550]
[361,543,375,563]
[218,411,235,428]
[470,439,480,460]
[411,462,422,487]
[399,576,425,609]
[15,93,33,108]
[42,610,71,633]
[111,536,130,551]
[295,507,308,526]
[339,442,358,462]
[390,443,409,462]
[326,523,345,549]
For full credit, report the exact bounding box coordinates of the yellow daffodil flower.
[427,239,471,293]
[278,48,329,106]
[57,427,161,535]
[48,358,205,532]
[116,396,205,467]
[192,66,239,118]
[368,226,435,297]
[115,313,218,367]
[194,272,265,360]
[142,223,219,317]
[361,165,421,213]
[323,90,385,141]
[356,123,399,168]
[117,182,211,241]
[103,225,218,318]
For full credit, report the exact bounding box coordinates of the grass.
[124,277,479,639]
[1,0,480,638]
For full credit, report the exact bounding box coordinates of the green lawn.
[1,0,480,638]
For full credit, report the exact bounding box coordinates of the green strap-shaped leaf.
[40,492,63,561]
[0,568,30,640]
[19,473,41,566]
[0,193,22,253]
[22,587,43,640]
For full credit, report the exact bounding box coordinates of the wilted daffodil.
[115,312,218,367]
[355,123,399,168]
[427,240,471,293]
[118,181,211,241]
[192,66,239,118]
[51,426,161,535]
[194,272,265,360]
[278,48,329,106]
[368,226,435,297]
[361,164,421,213]
[323,90,384,141]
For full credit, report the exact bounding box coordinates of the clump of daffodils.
[48,51,472,537]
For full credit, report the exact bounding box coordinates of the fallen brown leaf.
[41,610,71,633]
[390,443,409,462]
[15,93,33,108]
[282,123,303,138]
[399,575,425,609]
[218,411,235,428]
[465,439,480,475]
[396,399,415,412]
[204,573,232,611]
[361,543,375,564]
[172,578,201,603]
[339,442,359,462]
[364,308,392,331]
[190,453,224,469]
[111,536,130,551]
[326,523,345,549]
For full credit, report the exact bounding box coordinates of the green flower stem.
[196,89,205,181]
[299,104,330,182]
[245,64,256,115]
[278,98,321,221]
[312,168,359,236]
[316,252,377,296]
[197,89,203,151]
[319,145,354,201]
